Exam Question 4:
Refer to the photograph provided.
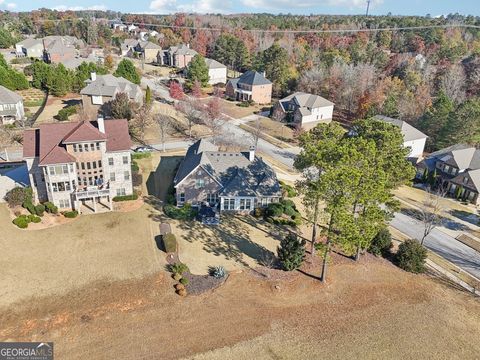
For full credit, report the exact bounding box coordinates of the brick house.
[22,118,133,213]
[225,71,272,104]
[157,44,197,68]
[173,139,282,212]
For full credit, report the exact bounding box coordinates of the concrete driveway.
[390,212,480,279]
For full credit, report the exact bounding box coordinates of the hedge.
[44,201,58,214]
[63,210,78,218]
[164,203,197,220]
[56,105,77,121]
[113,193,138,202]
[162,233,177,253]
[132,152,151,160]
[13,215,29,228]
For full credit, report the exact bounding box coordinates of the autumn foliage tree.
[169,81,184,100]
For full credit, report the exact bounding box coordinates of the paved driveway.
[391,212,480,279]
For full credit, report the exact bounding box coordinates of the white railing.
[74,188,111,200]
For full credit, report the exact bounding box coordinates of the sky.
[1,0,480,17]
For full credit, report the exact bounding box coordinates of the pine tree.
[186,54,209,87]
[277,234,306,271]
[114,59,140,84]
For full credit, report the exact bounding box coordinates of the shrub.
[132,152,151,159]
[113,193,138,202]
[44,202,58,214]
[13,215,29,228]
[277,234,306,271]
[35,204,45,217]
[173,273,182,281]
[23,200,36,214]
[177,288,187,297]
[265,203,283,217]
[131,161,139,172]
[179,277,189,285]
[279,181,297,197]
[209,265,227,278]
[163,203,197,220]
[175,283,185,291]
[4,187,32,207]
[253,207,264,218]
[168,262,189,276]
[163,233,177,253]
[56,105,77,121]
[29,215,41,223]
[395,239,428,273]
[63,210,78,218]
[369,228,392,256]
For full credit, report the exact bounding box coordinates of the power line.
[32,18,480,34]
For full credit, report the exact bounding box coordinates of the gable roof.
[22,119,131,165]
[0,85,22,105]
[80,74,141,99]
[16,37,43,49]
[169,44,197,56]
[237,70,272,86]
[280,92,334,111]
[375,115,428,142]
[205,58,227,70]
[450,168,480,192]
[174,139,281,197]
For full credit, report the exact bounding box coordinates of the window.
[58,199,70,208]
[81,163,85,170]
[124,171,130,180]
[96,142,100,150]
[86,162,91,170]
[444,165,450,172]
[110,172,116,181]
[92,95,103,105]
[92,162,97,169]
[224,198,235,210]
[116,188,126,196]
[79,144,83,152]
[206,193,218,204]
[98,160,102,168]
[195,179,205,189]
[90,143,95,151]
[245,198,252,210]
[179,193,185,203]
[52,181,71,192]
[49,165,69,175]
[108,158,114,166]
[84,144,89,152]
[69,164,74,172]
[122,156,129,165]
[73,144,77,152]
[240,199,246,210]
[464,177,469,184]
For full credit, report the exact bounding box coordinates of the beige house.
[158,44,197,68]
[277,92,334,130]
[23,118,133,213]
[174,139,281,212]
[225,71,272,105]
[0,86,25,125]
[205,58,227,85]
[80,73,143,116]
[135,41,162,63]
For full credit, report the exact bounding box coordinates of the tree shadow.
[61,98,81,108]
[449,209,480,227]
[400,208,469,231]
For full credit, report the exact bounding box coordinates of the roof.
[421,144,480,172]
[174,139,281,197]
[60,58,85,70]
[205,58,227,70]
[375,115,428,142]
[22,119,131,165]
[16,37,43,49]
[237,70,272,86]
[169,44,197,56]
[280,92,334,112]
[80,74,141,99]
[450,169,480,193]
[138,41,162,50]
[0,85,22,105]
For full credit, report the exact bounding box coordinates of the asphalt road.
[390,212,480,279]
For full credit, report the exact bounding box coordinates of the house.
[135,41,162,63]
[416,144,480,205]
[205,58,227,85]
[0,161,30,203]
[276,92,334,129]
[225,71,272,105]
[158,44,197,68]
[375,115,427,159]
[22,117,133,213]
[43,37,76,64]
[80,73,143,116]
[173,139,282,212]
[121,39,139,57]
[0,85,25,125]
[15,37,44,58]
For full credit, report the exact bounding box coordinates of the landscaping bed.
[183,272,228,295]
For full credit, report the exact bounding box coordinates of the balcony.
[74,183,111,200]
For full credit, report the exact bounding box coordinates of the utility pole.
[366,0,371,16]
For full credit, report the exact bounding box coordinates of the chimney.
[248,146,255,162]
[97,116,105,134]
[186,43,190,48]
[90,72,97,81]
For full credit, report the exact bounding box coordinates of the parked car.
[134,146,151,153]
[155,96,174,105]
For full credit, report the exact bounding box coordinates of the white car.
[134,146,151,153]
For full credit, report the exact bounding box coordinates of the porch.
[73,187,113,214]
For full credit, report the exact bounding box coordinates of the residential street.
[390,212,480,279]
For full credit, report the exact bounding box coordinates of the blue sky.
[2,0,480,16]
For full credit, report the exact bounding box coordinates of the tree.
[155,108,174,152]
[186,54,209,87]
[0,54,29,91]
[114,59,140,84]
[441,64,466,104]
[104,54,114,71]
[4,187,32,208]
[145,85,153,107]
[201,97,225,143]
[132,105,153,142]
[169,81,184,100]
[175,99,200,138]
[277,234,306,271]
[395,239,427,273]
[257,43,290,96]
[109,92,134,120]
[442,98,480,147]
[191,80,202,98]
[368,228,392,256]
[418,190,445,245]
[211,34,249,74]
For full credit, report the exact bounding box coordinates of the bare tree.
[441,64,466,104]
[154,108,174,152]
[419,189,445,245]
[133,105,153,142]
[200,97,226,144]
[175,99,200,139]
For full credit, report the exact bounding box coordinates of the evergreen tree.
[145,85,153,106]
[211,34,249,73]
[257,42,291,96]
[277,234,306,271]
[0,54,29,91]
[109,92,134,120]
[186,54,209,87]
[395,239,427,273]
[114,59,140,84]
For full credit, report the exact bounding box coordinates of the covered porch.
[73,187,113,214]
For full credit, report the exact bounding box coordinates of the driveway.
[141,76,173,102]
[390,212,480,279]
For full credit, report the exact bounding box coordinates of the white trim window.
[206,193,218,204]
[92,95,103,105]
[108,157,114,166]
[116,188,126,196]
[239,198,253,210]
[195,179,205,189]
[124,171,130,180]
[123,156,129,165]
[179,193,185,203]
[110,172,116,181]
[223,198,235,210]
[58,199,71,208]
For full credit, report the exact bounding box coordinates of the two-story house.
[225,71,272,105]
[375,115,427,159]
[173,139,282,212]
[80,73,143,116]
[416,144,480,204]
[276,92,334,130]
[158,44,198,68]
[22,117,133,213]
[15,37,44,58]
[135,41,162,63]
[0,85,25,125]
[205,58,227,85]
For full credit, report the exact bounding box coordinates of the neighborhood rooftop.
[375,115,428,142]
[80,74,141,98]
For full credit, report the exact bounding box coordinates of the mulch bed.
[183,273,227,296]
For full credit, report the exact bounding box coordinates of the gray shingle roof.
[0,85,22,105]
[375,115,427,142]
[80,74,141,99]
[237,70,272,86]
[450,168,480,192]
[169,44,197,56]
[16,37,43,49]
[280,92,334,111]
[205,58,227,70]
[174,139,281,197]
